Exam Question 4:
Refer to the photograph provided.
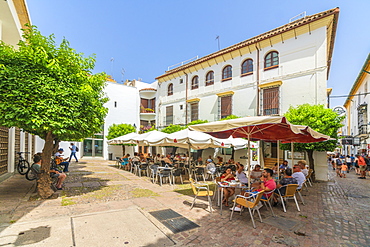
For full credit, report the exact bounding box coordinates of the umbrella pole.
[291,142,294,167]
[277,140,280,180]
[247,135,251,190]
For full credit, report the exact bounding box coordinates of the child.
[341,162,348,178]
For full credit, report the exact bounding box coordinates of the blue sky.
[27,0,370,107]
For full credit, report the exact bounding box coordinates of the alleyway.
[0,160,369,246]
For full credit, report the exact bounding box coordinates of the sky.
[27,0,370,107]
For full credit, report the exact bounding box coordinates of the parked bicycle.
[16,152,30,175]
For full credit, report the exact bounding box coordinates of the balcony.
[139,88,156,99]
[140,107,155,121]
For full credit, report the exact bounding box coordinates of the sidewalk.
[0,160,369,246]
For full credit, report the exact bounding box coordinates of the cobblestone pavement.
[1,160,369,246]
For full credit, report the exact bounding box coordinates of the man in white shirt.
[298,160,308,177]
[292,165,305,189]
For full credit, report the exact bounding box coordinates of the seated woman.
[216,156,223,165]
[272,163,279,174]
[220,168,235,207]
[273,168,298,206]
[235,162,248,185]
[121,154,130,170]
[250,165,262,182]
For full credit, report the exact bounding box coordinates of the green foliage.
[0,25,108,140]
[186,120,209,126]
[161,124,186,134]
[281,104,344,152]
[220,114,240,121]
[106,123,136,140]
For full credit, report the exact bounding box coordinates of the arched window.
[191,76,199,90]
[264,51,279,69]
[241,59,253,75]
[168,83,173,96]
[205,71,214,86]
[222,65,232,81]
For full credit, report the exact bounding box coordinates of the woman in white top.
[235,162,248,185]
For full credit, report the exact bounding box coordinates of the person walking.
[69,143,79,162]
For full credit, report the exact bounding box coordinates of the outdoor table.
[217,181,247,215]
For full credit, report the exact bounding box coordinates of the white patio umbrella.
[107,132,140,145]
[135,130,169,145]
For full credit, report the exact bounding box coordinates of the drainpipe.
[256,45,260,116]
[185,73,188,125]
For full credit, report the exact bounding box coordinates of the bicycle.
[16,152,30,175]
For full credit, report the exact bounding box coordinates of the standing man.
[69,143,79,162]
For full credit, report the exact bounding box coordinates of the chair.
[296,182,306,205]
[230,190,265,229]
[274,184,300,212]
[306,169,313,187]
[157,168,172,186]
[137,163,148,177]
[189,178,213,213]
[131,161,140,175]
[260,190,276,217]
[149,164,159,183]
[115,157,122,169]
[193,167,206,183]
[172,168,184,184]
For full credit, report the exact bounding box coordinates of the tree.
[106,123,136,155]
[186,120,209,126]
[281,104,344,175]
[161,124,186,134]
[220,114,240,120]
[0,26,108,198]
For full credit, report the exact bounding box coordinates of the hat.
[207,159,212,162]
[58,148,64,152]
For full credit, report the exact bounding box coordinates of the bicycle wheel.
[17,160,30,175]
[25,168,37,181]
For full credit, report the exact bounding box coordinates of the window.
[264,51,279,69]
[222,65,232,81]
[191,76,199,90]
[166,106,173,126]
[190,102,199,122]
[180,79,183,84]
[219,95,232,119]
[263,87,279,115]
[114,101,117,107]
[168,83,173,96]
[241,59,253,75]
[180,105,183,110]
[358,104,368,135]
[205,71,214,86]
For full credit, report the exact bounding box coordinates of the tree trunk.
[53,138,60,154]
[307,149,316,182]
[231,148,235,160]
[38,131,55,199]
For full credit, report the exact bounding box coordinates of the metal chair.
[306,169,313,187]
[189,178,213,213]
[172,168,184,184]
[137,163,148,177]
[115,157,122,169]
[157,167,172,186]
[230,190,265,228]
[260,190,276,217]
[149,164,159,183]
[274,184,300,212]
[193,167,206,182]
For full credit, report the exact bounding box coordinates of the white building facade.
[155,8,339,177]
[342,54,370,156]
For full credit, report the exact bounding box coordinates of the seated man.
[273,168,298,205]
[32,154,67,190]
[279,160,289,172]
[298,160,308,177]
[231,168,276,211]
[54,148,70,173]
[162,154,173,166]
[292,165,306,189]
[206,159,216,175]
